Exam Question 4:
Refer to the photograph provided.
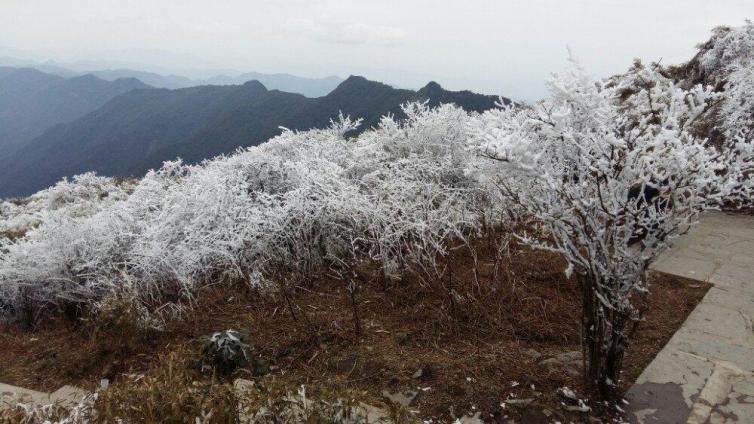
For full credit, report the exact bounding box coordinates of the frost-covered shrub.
[689,22,754,203]
[469,59,752,396]
[702,22,754,143]
[677,21,754,149]
[0,173,131,239]
[0,103,499,322]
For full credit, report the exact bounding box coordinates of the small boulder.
[539,351,582,378]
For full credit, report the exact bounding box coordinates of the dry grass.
[0,237,710,422]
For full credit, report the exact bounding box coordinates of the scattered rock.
[557,386,579,403]
[562,403,591,413]
[456,411,484,423]
[506,397,535,408]
[539,350,582,377]
[412,368,424,379]
[556,387,591,413]
[382,389,419,407]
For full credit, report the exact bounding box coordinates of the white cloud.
[286,17,406,47]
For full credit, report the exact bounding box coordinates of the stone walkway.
[626,211,754,423]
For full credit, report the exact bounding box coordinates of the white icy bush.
[693,21,754,148]
[0,173,131,238]
[469,60,752,396]
[0,103,497,322]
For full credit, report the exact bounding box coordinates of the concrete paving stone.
[706,377,754,423]
[0,383,90,414]
[662,326,754,371]
[726,252,754,268]
[629,350,714,407]
[50,385,90,409]
[709,262,754,294]
[686,360,749,424]
[698,212,754,230]
[732,379,754,396]
[666,236,754,265]
[626,351,715,423]
[702,287,754,315]
[0,383,52,412]
[680,302,754,347]
[651,253,720,281]
[695,232,740,251]
[661,244,722,262]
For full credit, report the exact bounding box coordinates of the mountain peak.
[328,75,398,98]
[243,80,267,91]
[242,80,267,91]
[421,81,443,92]
[342,75,369,84]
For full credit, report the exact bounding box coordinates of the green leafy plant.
[201,329,267,375]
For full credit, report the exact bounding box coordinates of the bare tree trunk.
[580,273,631,399]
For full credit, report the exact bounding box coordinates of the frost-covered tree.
[469,60,752,396]
[671,21,754,149]
[698,21,754,144]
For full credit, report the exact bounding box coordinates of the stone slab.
[0,383,52,411]
[0,383,89,413]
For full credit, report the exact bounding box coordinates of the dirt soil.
[0,239,710,423]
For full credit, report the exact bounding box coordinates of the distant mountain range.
[0,67,508,198]
[76,69,344,97]
[0,67,149,156]
[0,57,344,97]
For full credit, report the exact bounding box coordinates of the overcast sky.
[1,0,751,101]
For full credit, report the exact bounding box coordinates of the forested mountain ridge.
[0,75,507,197]
[0,67,149,155]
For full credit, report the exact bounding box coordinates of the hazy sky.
[1,0,752,101]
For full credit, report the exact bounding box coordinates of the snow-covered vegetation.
[0,173,132,239]
[698,20,754,143]
[1,23,752,401]
[0,104,506,322]
[469,59,751,394]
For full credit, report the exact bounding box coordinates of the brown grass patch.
[0,238,710,422]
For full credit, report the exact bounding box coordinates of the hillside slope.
[0,76,507,197]
[0,68,149,156]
